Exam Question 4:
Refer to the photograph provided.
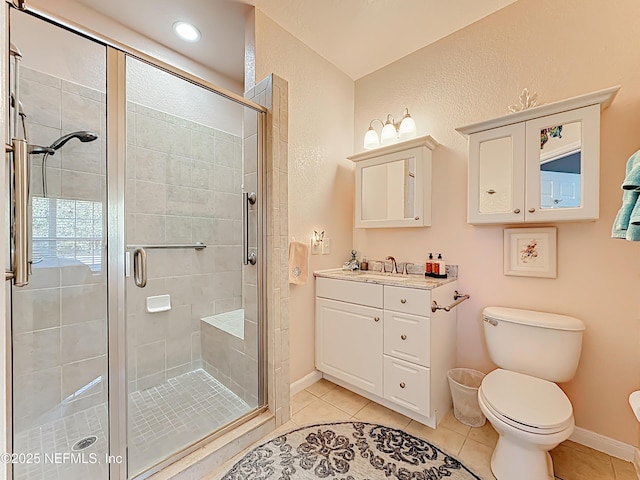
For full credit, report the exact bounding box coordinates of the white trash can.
[447,368,486,427]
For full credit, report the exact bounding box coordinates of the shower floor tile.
[128,369,251,476]
[13,369,251,480]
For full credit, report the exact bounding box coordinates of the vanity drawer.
[383,355,430,416]
[384,285,431,316]
[316,277,383,307]
[384,310,430,367]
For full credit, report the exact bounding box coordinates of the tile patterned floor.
[128,369,251,476]
[13,403,109,480]
[14,369,250,480]
[207,378,639,480]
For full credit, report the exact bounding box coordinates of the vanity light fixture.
[363,108,417,150]
[173,21,201,42]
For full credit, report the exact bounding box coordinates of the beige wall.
[354,0,640,445]
[254,11,355,383]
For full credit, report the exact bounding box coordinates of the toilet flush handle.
[484,316,498,327]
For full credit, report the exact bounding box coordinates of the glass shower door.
[124,56,261,477]
[9,9,109,480]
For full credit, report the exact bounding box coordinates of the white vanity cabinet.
[315,275,458,428]
[457,86,619,224]
[315,299,383,395]
[382,286,432,416]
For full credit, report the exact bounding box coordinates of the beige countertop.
[314,268,457,290]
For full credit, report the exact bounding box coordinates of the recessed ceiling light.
[173,21,201,42]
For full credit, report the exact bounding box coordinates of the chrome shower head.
[49,131,98,152]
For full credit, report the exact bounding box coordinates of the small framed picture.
[503,227,557,278]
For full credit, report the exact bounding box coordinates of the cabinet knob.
[414,216,420,220]
[486,189,496,195]
[513,208,521,214]
[401,334,407,340]
[374,316,380,322]
[528,207,536,213]
[400,299,407,304]
[400,382,406,389]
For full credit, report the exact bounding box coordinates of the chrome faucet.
[385,256,398,274]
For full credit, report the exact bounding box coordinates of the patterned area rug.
[222,422,482,479]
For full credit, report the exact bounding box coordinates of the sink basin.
[353,272,414,282]
[314,268,451,289]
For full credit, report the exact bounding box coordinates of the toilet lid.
[480,369,573,433]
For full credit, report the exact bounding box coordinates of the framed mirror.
[524,103,600,222]
[539,121,582,209]
[361,158,415,221]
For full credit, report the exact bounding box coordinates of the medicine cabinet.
[456,86,620,224]
[348,135,439,228]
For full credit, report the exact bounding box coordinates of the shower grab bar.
[242,192,257,266]
[431,290,470,313]
[11,139,30,286]
[10,43,22,141]
[126,242,206,250]
[132,247,147,288]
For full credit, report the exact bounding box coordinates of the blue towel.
[612,149,640,241]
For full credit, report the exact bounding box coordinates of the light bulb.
[173,21,201,42]
[363,127,380,150]
[399,109,416,140]
[380,120,397,145]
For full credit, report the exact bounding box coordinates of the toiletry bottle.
[432,255,439,276]
[425,253,433,277]
[361,257,369,271]
[436,253,446,278]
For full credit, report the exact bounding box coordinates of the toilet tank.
[483,306,585,383]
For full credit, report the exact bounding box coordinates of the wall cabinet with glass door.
[457,86,620,224]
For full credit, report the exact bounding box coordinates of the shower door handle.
[242,192,257,266]
[11,138,30,286]
[132,247,147,288]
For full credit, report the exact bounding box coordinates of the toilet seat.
[479,369,573,434]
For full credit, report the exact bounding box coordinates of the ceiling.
[72,0,518,82]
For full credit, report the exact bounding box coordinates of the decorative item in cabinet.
[348,135,439,228]
[456,86,620,224]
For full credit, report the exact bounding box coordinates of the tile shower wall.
[197,104,260,407]
[247,74,290,427]
[16,65,251,431]
[125,100,244,392]
[13,66,108,432]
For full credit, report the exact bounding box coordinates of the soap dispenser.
[425,253,433,277]
[361,257,369,271]
[435,253,447,278]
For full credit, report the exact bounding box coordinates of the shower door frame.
[3,3,269,479]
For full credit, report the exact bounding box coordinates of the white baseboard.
[290,370,323,396]
[570,426,635,462]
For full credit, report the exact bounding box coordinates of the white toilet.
[478,306,585,480]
